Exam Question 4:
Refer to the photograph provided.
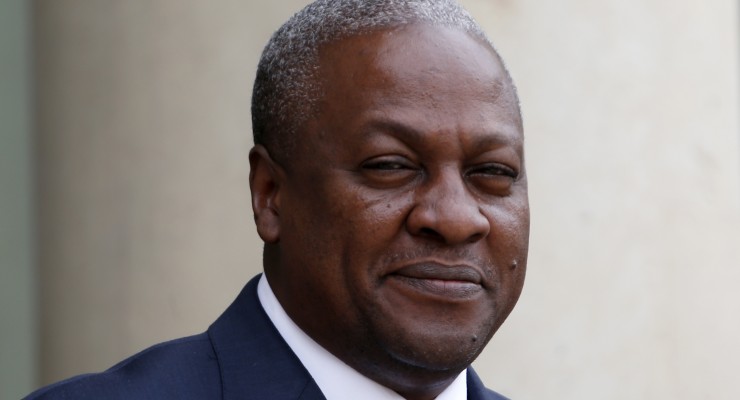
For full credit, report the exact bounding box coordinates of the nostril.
[419,227,443,240]
[466,232,485,244]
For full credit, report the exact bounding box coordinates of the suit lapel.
[467,368,509,400]
[295,379,325,400]
[207,275,327,400]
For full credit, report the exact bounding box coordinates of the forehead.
[321,25,513,99]
[308,24,522,149]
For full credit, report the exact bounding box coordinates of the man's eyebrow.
[361,118,521,148]
[362,118,424,141]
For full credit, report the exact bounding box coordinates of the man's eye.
[469,164,518,179]
[361,155,417,171]
[360,157,418,187]
[467,163,519,194]
[363,161,409,170]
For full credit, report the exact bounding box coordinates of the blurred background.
[2,0,739,399]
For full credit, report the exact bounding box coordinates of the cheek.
[289,182,411,269]
[486,198,530,249]
[336,191,416,296]
[344,188,414,237]
[498,199,529,285]
[483,196,530,292]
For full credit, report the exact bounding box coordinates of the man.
[26,0,528,399]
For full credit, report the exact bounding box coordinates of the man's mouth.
[387,262,484,299]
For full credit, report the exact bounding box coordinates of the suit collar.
[207,275,326,400]
[467,368,509,400]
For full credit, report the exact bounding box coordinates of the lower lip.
[388,275,483,300]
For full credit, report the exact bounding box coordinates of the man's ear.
[249,145,284,243]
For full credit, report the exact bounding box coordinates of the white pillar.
[0,1,35,398]
[33,1,312,383]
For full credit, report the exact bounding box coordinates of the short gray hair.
[251,0,506,161]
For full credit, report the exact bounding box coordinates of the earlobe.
[249,145,283,243]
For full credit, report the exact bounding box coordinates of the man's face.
[260,24,528,393]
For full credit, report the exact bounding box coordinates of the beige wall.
[34,1,739,399]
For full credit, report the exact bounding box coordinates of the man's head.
[251,0,518,164]
[249,1,528,399]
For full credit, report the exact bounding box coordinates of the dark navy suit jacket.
[25,275,509,400]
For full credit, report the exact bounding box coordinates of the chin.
[367,314,497,376]
[350,333,481,399]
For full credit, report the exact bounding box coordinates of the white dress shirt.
[257,274,467,400]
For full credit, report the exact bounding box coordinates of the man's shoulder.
[23,275,314,400]
[25,333,221,400]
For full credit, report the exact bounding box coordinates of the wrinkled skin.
[249,24,529,400]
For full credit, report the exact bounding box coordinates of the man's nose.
[405,171,490,245]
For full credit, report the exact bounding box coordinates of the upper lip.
[391,261,483,284]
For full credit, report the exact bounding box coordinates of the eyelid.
[467,163,519,179]
[361,155,416,170]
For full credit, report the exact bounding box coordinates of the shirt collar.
[257,274,467,400]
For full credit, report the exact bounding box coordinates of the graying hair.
[251,0,505,161]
